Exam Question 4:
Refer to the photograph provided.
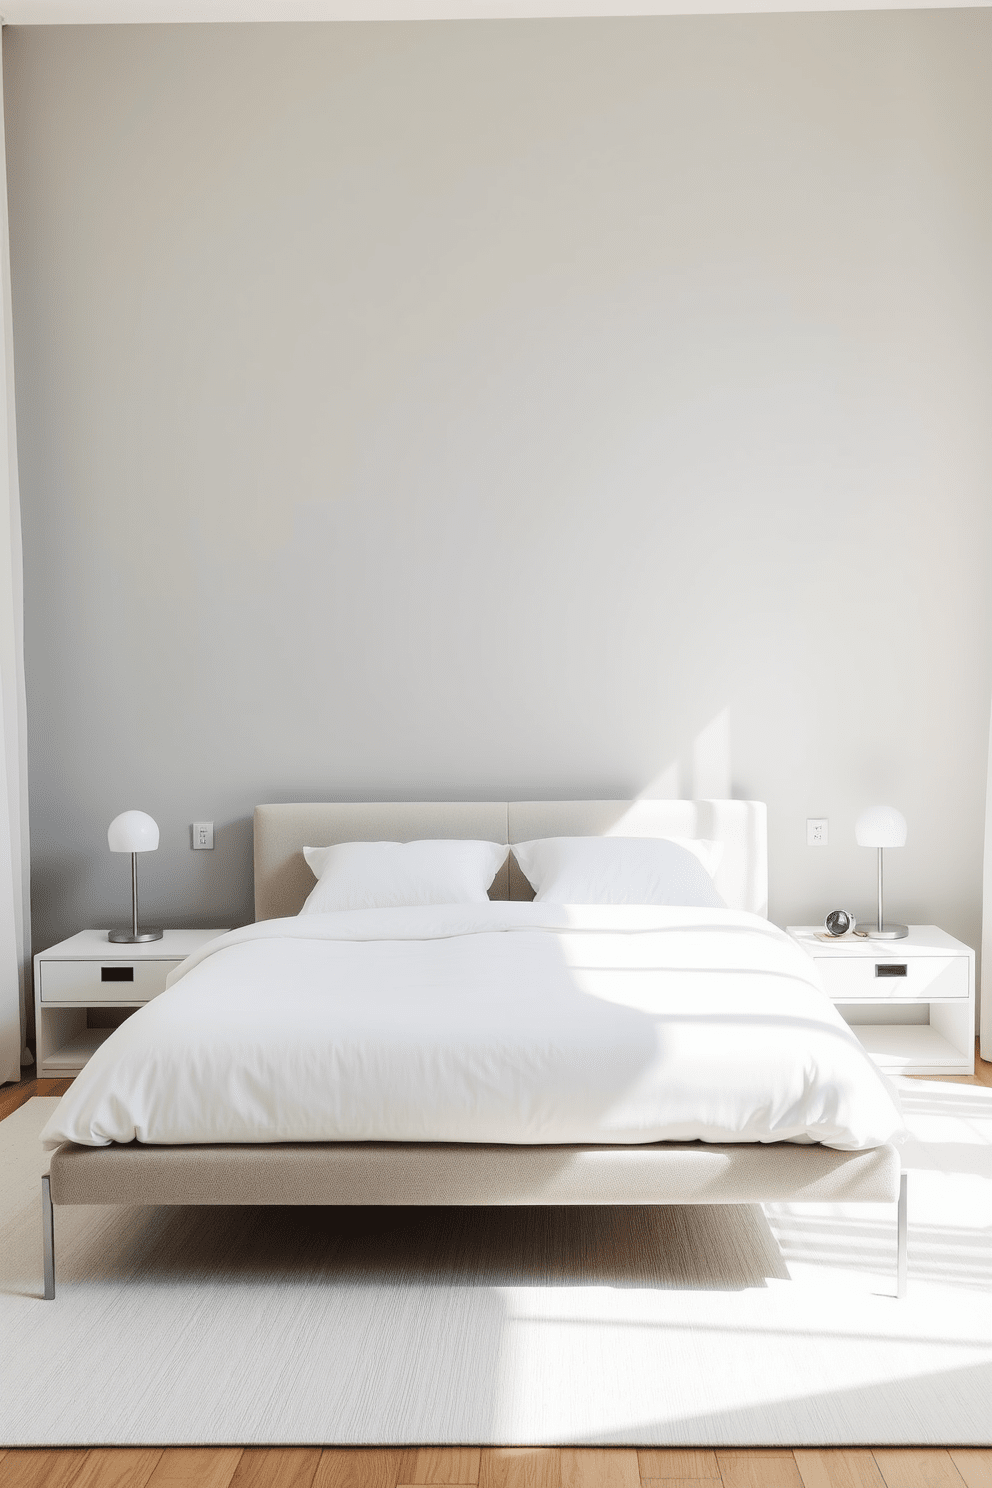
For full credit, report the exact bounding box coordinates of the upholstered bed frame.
[41,800,907,1299]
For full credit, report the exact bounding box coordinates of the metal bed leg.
[896,1171,908,1299]
[42,1174,55,1300]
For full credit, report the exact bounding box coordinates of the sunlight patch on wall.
[635,708,731,802]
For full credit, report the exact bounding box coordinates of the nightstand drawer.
[816,954,967,1001]
[39,959,176,1004]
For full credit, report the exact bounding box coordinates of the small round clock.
[824,909,856,937]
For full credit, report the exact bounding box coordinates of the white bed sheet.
[41,905,905,1152]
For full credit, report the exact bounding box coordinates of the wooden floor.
[0,1075,75,1122]
[1,1047,988,1484]
[0,1444,990,1488]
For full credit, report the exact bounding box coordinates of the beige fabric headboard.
[253,799,768,920]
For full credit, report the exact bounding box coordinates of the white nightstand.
[787,925,975,1076]
[33,929,227,1077]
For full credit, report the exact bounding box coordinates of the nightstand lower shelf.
[44,1026,115,1073]
[852,1023,971,1075]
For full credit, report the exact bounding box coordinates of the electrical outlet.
[807,818,828,847]
[192,822,214,850]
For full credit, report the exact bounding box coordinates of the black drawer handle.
[101,966,134,983]
[875,964,908,978]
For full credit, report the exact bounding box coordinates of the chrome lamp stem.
[108,851,163,943]
[868,844,908,940]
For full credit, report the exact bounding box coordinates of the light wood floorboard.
[396,1450,481,1485]
[642,1480,722,1488]
[717,1455,796,1463]
[794,1449,889,1488]
[638,1455,721,1480]
[561,1449,641,1488]
[716,1456,805,1488]
[69,1453,163,1488]
[0,1450,91,1488]
[227,1450,323,1488]
[144,1451,243,1488]
[478,1449,561,1488]
[946,1455,992,1488]
[873,1451,969,1488]
[314,1452,408,1488]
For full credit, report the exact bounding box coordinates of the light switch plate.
[192,822,214,850]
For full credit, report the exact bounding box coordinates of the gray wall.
[5,14,991,968]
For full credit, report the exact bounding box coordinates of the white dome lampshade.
[855,805,908,850]
[107,811,162,943]
[855,805,908,939]
[107,810,160,854]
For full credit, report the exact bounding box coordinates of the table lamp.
[107,810,163,943]
[855,805,908,940]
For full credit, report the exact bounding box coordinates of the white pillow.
[649,835,724,879]
[301,839,508,914]
[511,836,726,908]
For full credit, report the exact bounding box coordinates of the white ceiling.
[1,0,987,22]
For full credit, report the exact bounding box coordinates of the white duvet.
[41,905,905,1152]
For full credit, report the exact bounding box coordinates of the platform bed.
[41,800,908,1299]
[42,1134,908,1298]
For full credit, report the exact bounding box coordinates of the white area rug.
[1,1084,989,1447]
